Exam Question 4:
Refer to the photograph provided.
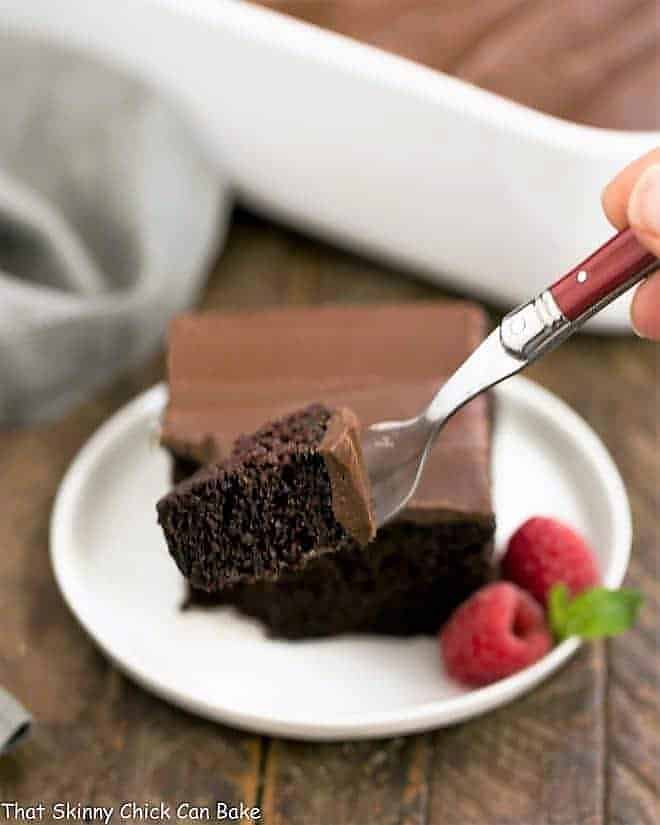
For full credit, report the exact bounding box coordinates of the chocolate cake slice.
[161,301,496,637]
[157,404,375,589]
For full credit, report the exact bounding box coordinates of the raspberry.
[502,517,599,606]
[440,582,552,687]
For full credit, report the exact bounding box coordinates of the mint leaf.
[548,583,571,640]
[548,585,643,642]
[564,588,643,639]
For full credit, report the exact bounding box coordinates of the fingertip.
[601,179,628,231]
[627,165,660,254]
[631,274,660,341]
[601,148,660,231]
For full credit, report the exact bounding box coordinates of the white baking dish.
[3,0,658,331]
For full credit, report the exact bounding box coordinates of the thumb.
[627,163,660,258]
[628,164,660,340]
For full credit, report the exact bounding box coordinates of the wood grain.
[426,648,606,825]
[532,336,660,825]
[0,210,657,823]
[253,0,660,130]
[0,362,263,816]
[590,347,659,825]
[262,736,432,825]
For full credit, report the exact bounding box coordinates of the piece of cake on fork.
[159,302,496,638]
[157,403,375,589]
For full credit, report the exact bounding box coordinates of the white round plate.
[51,377,631,740]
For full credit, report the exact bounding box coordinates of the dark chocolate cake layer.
[162,301,496,637]
[196,528,494,639]
[158,404,375,589]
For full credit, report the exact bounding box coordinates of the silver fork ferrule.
[500,290,569,361]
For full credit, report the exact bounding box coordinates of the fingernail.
[630,278,659,340]
[628,164,660,237]
[630,312,644,338]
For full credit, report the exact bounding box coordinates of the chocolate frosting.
[161,302,494,528]
[320,407,375,545]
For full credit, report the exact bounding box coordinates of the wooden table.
[0,210,658,824]
[255,0,660,131]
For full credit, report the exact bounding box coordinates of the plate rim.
[49,377,631,740]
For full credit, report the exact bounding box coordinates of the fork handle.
[550,227,656,322]
[501,227,659,361]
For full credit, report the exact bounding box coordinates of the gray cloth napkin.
[0,35,230,426]
[0,686,31,755]
[0,36,230,749]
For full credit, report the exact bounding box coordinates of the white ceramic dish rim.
[49,378,631,740]
[3,0,660,334]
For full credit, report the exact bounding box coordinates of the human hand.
[602,149,660,340]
